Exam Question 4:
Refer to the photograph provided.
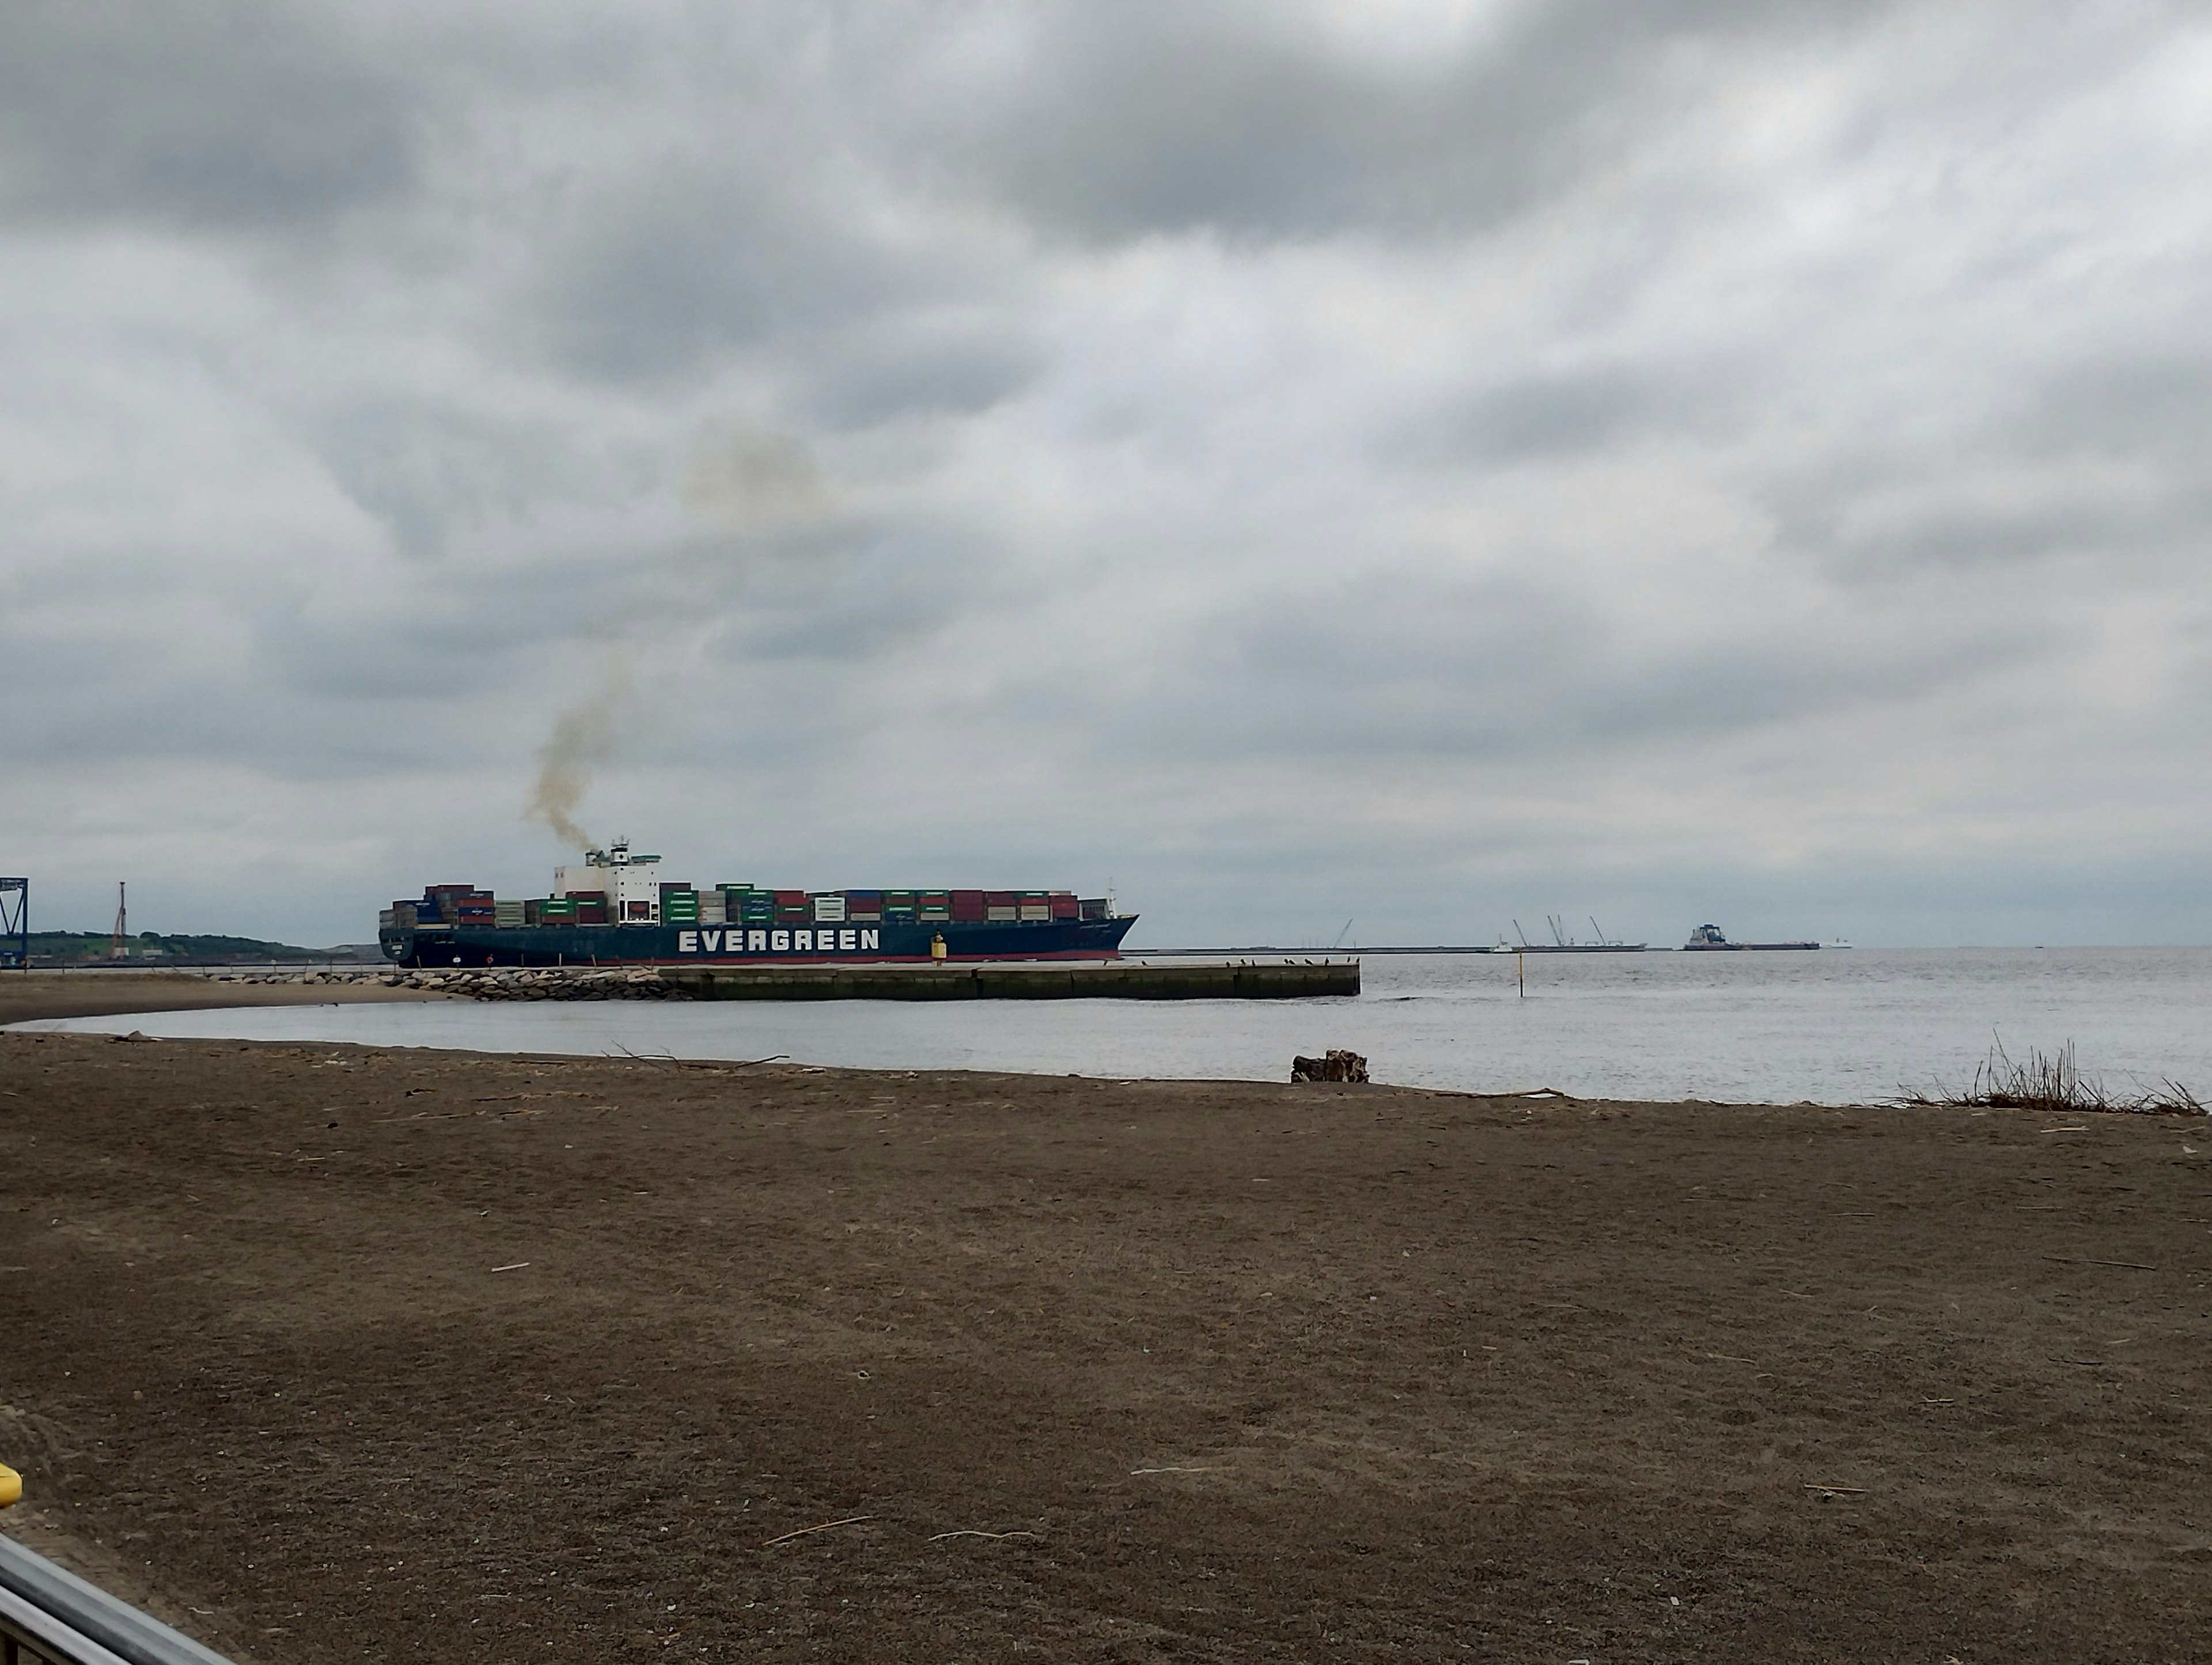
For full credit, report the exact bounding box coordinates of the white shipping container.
[813,894,847,923]
[697,893,727,924]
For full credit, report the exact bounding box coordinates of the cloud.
[313,400,592,559]
[543,180,893,380]
[3,0,2211,946]
[931,0,1905,242]
[0,0,416,231]
[800,327,1041,429]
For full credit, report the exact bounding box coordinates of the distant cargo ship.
[379,840,1136,969]
[1681,924,1820,951]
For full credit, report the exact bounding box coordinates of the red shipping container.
[1050,894,1079,919]
[984,891,1017,907]
[950,890,986,921]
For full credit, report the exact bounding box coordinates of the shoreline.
[11,952,2212,1113]
[2,1028,2203,1660]
[0,970,448,1028]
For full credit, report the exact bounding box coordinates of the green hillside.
[22,931,374,966]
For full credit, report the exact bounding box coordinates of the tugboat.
[1682,924,1820,951]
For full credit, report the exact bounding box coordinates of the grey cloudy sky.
[5,0,2210,946]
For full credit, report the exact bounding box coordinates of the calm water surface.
[16,949,2212,1105]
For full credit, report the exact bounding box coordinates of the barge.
[1682,924,1820,951]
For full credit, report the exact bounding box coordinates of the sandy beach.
[2,1029,2206,1662]
[0,971,441,1029]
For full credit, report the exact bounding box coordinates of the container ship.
[378,840,1137,969]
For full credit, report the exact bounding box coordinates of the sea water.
[14,949,2212,1106]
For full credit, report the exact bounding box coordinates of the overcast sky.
[5,0,2210,947]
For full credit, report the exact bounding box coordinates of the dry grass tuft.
[1898,1038,2206,1116]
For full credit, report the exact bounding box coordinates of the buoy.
[0,1462,21,1508]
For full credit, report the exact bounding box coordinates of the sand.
[0,971,440,1029]
[2,1030,2206,1662]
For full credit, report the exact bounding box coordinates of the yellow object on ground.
[0,1463,20,1507]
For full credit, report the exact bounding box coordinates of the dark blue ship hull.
[381,914,1138,969]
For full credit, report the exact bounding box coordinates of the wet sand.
[0,971,440,1027]
[1,1030,2206,1661]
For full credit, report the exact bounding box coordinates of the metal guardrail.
[0,1467,238,1665]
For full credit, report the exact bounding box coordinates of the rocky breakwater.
[211,969,387,986]
[379,967,685,1002]
[204,966,686,1000]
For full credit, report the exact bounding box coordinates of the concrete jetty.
[660,959,1359,1002]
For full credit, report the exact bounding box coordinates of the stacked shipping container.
[388,879,1097,936]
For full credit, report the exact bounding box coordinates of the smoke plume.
[523,423,838,847]
[526,657,632,849]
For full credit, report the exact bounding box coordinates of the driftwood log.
[1291,1049,1369,1084]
